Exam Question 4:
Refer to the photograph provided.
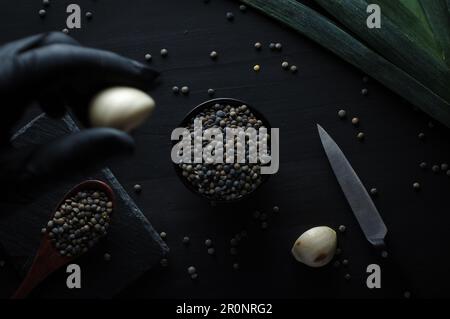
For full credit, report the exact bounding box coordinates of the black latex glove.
[0,32,159,197]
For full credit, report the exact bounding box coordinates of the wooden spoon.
[11,180,115,299]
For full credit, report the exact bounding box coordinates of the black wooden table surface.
[1,0,450,299]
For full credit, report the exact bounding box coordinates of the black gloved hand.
[0,32,159,198]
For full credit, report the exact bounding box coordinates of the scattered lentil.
[253,211,261,219]
[145,53,152,61]
[281,61,289,70]
[233,263,240,270]
[239,5,247,12]
[370,188,378,196]
[361,88,369,96]
[335,248,342,255]
[404,291,411,299]
[182,236,190,245]
[230,238,239,246]
[272,206,280,213]
[418,132,425,140]
[230,247,238,255]
[338,225,346,233]
[160,48,168,57]
[207,248,215,255]
[441,163,448,171]
[39,9,46,17]
[428,121,434,129]
[191,273,198,280]
[275,43,282,51]
[351,117,360,125]
[62,28,69,34]
[338,110,346,119]
[86,12,93,19]
[253,64,261,72]
[333,260,341,268]
[43,0,50,7]
[205,239,213,247]
[357,132,365,141]
[269,43,276,50]
[261,221,268,229]
[344,273,351,280]
[381,250,388,258]
[254,42,262,50]
[342,259,349,266]
[210,51,218,60]
[362,76,369,83]
[226,12,235,21]
[419,162,427,169]
[432,165,440,173]
[172,86,180,94]
[181,86,190,95]
[160,232,167,239]
[290,65,298,73]
[134,184,142,193]
[207,88,215,96]
[413,182,421,190]
[187,266,196,275]
[103,253,111,261]
[447,170,450,177]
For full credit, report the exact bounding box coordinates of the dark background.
[1,0,450,299]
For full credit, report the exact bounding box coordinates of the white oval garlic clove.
[291,226,337,267]
[89,87,156,132]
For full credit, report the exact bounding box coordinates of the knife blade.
[317,124,387,250]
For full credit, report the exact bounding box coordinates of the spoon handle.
[12,237,69,299]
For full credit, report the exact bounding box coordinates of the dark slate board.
[0,114,168,298]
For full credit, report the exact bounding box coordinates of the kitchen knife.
[317,124,387,253]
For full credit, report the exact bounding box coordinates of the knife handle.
[373,238,388,258]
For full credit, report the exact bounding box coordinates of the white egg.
[89,87,155,132]
[291,226,337,267]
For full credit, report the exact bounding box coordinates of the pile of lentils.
[179,103,270,201]
[42,190,113,257]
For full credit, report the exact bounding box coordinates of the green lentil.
[187,266,196,275]
[210,51,218,59]
[181,86,190,95]
[338,110,346,119]
[357,132,365,141]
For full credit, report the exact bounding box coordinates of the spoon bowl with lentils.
[173,98,272,204]
[12,180,115,299]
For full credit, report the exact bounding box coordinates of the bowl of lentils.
[174,98,271,203]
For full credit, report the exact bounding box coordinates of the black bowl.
[173,98,272,203]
